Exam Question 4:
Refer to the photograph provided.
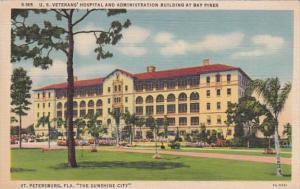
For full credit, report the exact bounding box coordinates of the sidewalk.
[99,147,292,165]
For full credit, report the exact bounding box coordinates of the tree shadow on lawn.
[51,161,188,170]
[11,167,36,173]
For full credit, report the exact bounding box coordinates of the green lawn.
[11,149,291,180]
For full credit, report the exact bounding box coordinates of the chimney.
[203,58,210,66]
[147,65,156,73]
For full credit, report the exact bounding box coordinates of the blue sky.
[14,10,293,88]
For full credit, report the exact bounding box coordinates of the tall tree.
[85,112,107,151]
[11,67,32,149]
[246,77,291,176]
[163,115,169,140]
[36,115,64,148]
[109,109,122,146]
[283,123,292,147]
[136,116,145,139]
[122,111,138,145]
[11,9,131,167]
[226,96,267,147]
[146,116,160,158]
[74,117,86,140]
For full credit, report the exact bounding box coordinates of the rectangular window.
[167,118,175,126]
[108,87,111,93]
[190,103,199,113]
[156,82,165,90]
[125,107,128,112]
[191,117,199,126]
[178,103,187,113]
[206,103,211,110]
[227,129,232,136]
[167,104,176,113]
[217,116,222,124]
[108,108,111,114]
[146,106,154,115]
[96,109,103,116]
[216,74,221,82]
[108,98,110,104]
[156,105,164,114]
[56,111,62,118]
[216,89,221,96]
[80,110,86,117]
[37,103,40,108]
[206,90,210,97]
[227,88,231,96]
[48,102,51,107]
[227,74,231,82]
[136,106,143,115]
[217,102,221,110]
[43,103,45,108]
[206,76,210,84]
[37,112,40,118]
[207,116,211,125]
[179,117,187,126]
[125,97,128,103]
[125,85,128,91]
[118,85,121,91]
[48,92,51,98]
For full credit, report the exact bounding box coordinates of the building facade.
[33,59,250,139]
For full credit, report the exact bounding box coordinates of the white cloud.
[161,40,189,56]
[29,59,66,88]
[231,34,284,59]
[154,32,175,44]
[74,24,102,56]
[118,47,147,57]
[117,26,150,57]
[155,32,244,56]
[74,63,117,79]
[121,26,150,44]
[193,32,244,52]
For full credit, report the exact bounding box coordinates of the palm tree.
[163,115,169,140]
[109,109,122,146]
[122,111,139,145]
[74,117,86,140]
[146,116,160,158]
[246,77,291,176]
[136,116,145,139]
[283,123,292,147]
[36,115,52,149]
[85,112,107,151]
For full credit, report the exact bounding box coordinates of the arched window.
[190,92,199,101]
[136,96,143,104]
[178,93,187,102]
[80,101,86,109]
[96,99,103,107]
[73,101,78,109]
[146,95,153,103]
[88,100,94,108]
[167,94,175,102]
[156,95,164,103]
[57,102,62,109]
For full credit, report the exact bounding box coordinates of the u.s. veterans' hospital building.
[33,59,250,139]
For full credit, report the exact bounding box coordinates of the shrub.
[168,141,180,149]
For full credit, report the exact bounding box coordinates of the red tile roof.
[133,64,238,80]
[35,78,103,91]
[35,64,243,91]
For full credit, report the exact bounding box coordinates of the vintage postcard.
[0,1,299,189]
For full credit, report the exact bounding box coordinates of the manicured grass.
[11,149,291,180]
